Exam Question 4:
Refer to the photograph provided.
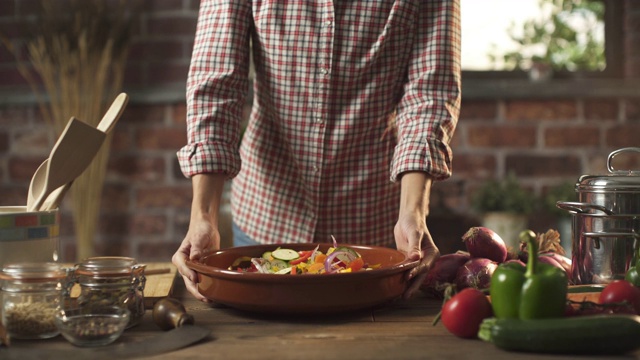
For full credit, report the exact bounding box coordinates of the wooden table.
[3,277,639,360]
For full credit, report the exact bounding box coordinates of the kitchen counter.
[2,277,639,360]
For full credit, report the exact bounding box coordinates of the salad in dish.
[228,239,380,275]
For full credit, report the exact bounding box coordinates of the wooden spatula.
[26,117,106,212]
[40,93,130,211]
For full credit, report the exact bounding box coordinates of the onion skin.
[455,258,498,290]
[421,252,470,296]
[540,252,571,273]
[503,259,526,268]
[538,253,567,272]
[462,227,508,263]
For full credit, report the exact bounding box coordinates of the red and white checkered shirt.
[178,0,461,247]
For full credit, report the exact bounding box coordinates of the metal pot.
[557,201,640,285]
[576,147,640,214]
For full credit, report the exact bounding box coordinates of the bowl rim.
[186,243,419,282]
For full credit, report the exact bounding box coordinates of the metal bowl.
[186,243,418,314]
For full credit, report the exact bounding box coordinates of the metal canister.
[71,256,146,328]
[0,262,67,339]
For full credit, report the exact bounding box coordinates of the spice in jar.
[4,302,57,337]
[0,262,67,339]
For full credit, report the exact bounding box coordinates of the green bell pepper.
[490,230,568,319]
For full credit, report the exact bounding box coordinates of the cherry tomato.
[599,280,640,315]
[440,288,493,338]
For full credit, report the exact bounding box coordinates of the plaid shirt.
[178,0,461,246]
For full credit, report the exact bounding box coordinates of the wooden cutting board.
[69,262,178,309]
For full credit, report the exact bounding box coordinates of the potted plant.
[543,181,576,255]
[471,173,536,249]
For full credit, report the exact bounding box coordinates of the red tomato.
[599,280,640,315]
[440,288,493,338]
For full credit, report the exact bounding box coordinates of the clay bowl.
[186,243,419,314]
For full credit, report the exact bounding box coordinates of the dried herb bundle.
[1,0,140,260]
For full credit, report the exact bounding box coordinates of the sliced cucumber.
[333,247,361,262]
[275,267,292,274]
[261,251,273,260]
[271,248,299,261]
[267,259,289,272]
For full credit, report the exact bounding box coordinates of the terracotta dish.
[186,243,419,314]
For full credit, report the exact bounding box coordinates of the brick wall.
[1,0,640,261]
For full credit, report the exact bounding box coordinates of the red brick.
[137,240,177,262]
[505,155,582,177]
[459,100,497,121]
[147,16,197,36]
[12,127,51,155]
[624,98,640,121]
[172,103,187,125]
[145,0,186,12]
[0,131,8,152]
[120,104,166,125]
[101,184,131,212]
[131,214,167,236]
[147,62,189,85]
[0,185,28,206]
[8,156,45,182]
[544,126,600,147]
[136,185,192,209]
[109,129,133,152]
[450,153,497,178]
[136,127,187,150]
[129,40,186,62]
[584,99,618,120]
[94,239,131,258]
[505,100,577,121]
[100,214,130,236]
[605,125,640,148]
[0,106,33,125]
[467,125,537,148]
[107,155,166,182]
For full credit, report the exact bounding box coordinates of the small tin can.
[71,257,146,328]
[0,262,67,339]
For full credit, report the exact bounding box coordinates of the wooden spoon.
[26,117,106,212]
[40,93,129,211]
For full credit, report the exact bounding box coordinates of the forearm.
[399,172,433,219]
[190,173,227,225]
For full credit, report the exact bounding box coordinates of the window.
[461,0,622,79]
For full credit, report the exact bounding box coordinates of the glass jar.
[0,262,67,339]
[72,257,146,328]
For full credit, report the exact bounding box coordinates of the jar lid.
[75,256,141,277]
[0,262,68,281]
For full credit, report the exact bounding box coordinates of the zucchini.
[479,315,640,355]
[271,248,299,261]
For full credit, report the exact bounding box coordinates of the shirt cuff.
[177,142,241,179]
[390,138,453,182]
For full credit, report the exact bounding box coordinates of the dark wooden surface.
[3,277,640,360]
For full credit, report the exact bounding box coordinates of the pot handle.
[556,201,615,215]
[582,231,640,250]
[607,147,640,174]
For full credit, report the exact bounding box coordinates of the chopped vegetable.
[228,240,374,275]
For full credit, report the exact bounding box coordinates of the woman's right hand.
[172,215,220,302]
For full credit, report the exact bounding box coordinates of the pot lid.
[577,148,640,193]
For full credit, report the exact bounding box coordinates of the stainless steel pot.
[576,147,640,214]
[557,201,640,285]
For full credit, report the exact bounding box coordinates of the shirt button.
[325,20,333,27]
[312,165,319,172]
[320,67,329,75]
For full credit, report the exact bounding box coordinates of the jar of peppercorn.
[0,262,68,339]
[71,257,146,328]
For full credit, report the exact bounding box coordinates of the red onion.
[455,258,498,290]
[421,252,471,296]
[537,253,566,271]
[540,252,572,273]
[503,259,526,268]
[324,250,357,273]
[462,227,508,263]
